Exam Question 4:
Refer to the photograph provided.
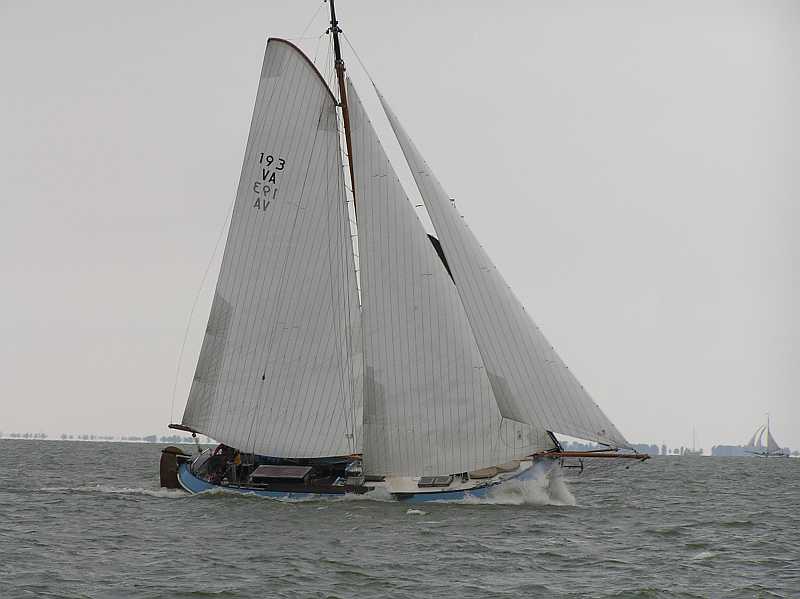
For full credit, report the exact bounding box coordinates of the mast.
[766,412,770,456]
[327,0,357,207]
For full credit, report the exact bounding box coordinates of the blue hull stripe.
[177,461,543,503]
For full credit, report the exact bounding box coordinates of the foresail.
[379,90,628,449]
[181,39,361,458]
[348,80,548,476]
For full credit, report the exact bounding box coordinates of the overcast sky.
[1,1,797,451]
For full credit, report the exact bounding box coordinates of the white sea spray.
[457,461,577,506]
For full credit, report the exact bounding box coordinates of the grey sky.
[1,1,797,451]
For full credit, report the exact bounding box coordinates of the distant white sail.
[746,425,765,448]
[766,430,782,453]
[181,39,361,458]
[348,80,548,476]
[379,90,628,449]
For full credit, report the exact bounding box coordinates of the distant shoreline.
[0,436,214,445]
[1,437,796,457]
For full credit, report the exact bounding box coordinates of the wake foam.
[193,485,396,504]
[41,485,187,499]
[193,487,324,503]
[690,550,717,561]
[337,485,395,503]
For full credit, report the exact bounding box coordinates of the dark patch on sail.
[363,366,386,425]
[486,371,527,424]
[317,104,338,132]
[362,366,387,476]
[427,234,453,281]
[187,292,233,423]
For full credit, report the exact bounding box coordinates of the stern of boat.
[159,446,194,489]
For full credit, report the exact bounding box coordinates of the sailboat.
[745,414,788,458]
[160,2,648,501]
[682,427,702,456]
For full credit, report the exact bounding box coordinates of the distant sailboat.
[745,414,788,458]
[160,2,648,501]
[683,427,702,456]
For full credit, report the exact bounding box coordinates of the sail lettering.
[252,151,287,214]
[259,153,287,169]
[252,181,278,212]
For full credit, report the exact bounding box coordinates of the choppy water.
[1,440,798,598]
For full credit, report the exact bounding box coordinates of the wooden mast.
[328,0,356,207]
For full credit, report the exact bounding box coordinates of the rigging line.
[312,32,326,67]
[298,1,326,39]
[339,138,358,455]
[342,150,360,452]
[169,193,236,425]
[342,32,375,84]
[333,71,361,303]
[326,37,337,99]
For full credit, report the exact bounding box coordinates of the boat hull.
[176,459,550,503]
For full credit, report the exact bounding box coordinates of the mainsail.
[378,91,628,449]
[181,39,361,458]
[348,80,547,476]
[747,425,765,448]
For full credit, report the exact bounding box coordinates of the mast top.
[326,0,346,95]
[325,0,357,206]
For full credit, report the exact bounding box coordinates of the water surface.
[1,440,797,598]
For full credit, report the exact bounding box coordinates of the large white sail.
[379,91,628,449]
[348,80,548,476]
[766,430,782,453]
[748,425,766,448]
[181,39,361,458]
